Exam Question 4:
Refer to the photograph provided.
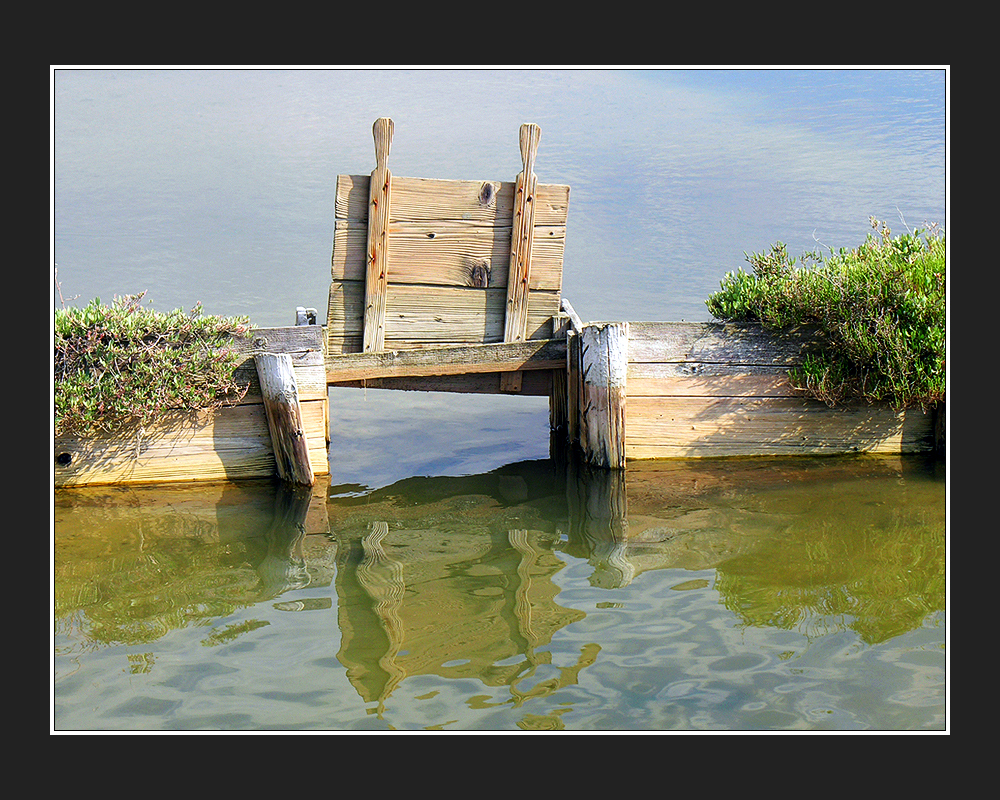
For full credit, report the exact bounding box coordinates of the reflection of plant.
[714,506,945,645]
[54,527,265,649]
[202,619,271,647]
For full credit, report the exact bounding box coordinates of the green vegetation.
[706,218,946,409]
[54,292,253,438]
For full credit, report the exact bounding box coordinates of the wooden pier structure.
[54,118,940,489]
[321,118,939,470]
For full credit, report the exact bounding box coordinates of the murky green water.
[53,453,946,731]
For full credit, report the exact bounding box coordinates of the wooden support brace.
[255,352,315,486]
[500,123,541,393]
[579,322,629,470]
[363,117,393,353]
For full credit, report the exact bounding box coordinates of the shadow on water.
[53,452,945,716]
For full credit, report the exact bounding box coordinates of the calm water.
[51,68,948,731]
[54,454,945,731]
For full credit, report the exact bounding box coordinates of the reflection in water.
[53,480,328,652]
[53,454,946,730]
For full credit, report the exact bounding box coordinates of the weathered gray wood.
[54,401,329,487]
[331,220,565,289]
[626,395,935,458]
[230,326,327,403]
[626,321,820,366]
[255,352,315,486]
[621,321,935,458]
[560,298,584,333]
[579,322,629,470]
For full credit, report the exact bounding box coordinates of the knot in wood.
[469,260,490,288]
[478,181,498,208]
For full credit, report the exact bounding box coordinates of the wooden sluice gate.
[53,118,940,489]
[323,118,940,470]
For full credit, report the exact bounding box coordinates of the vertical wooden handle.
[519,123,540,178]
[364,117,394,353]
[373,117,393,170]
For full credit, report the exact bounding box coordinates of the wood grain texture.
[326,282,558,354]
[54,401,329,487]
[255,352,315,486]
[504,123,540,344]
[326,337,565,383]
[579,322,629,469]
[621,321,935,458]
[363,118,393,352]
[328,172,568,352]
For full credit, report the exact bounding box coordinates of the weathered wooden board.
[626,395,934,459]
[231,326,328,402]
[327,173,569,354]
[54,401,329,487]
[326,282,558,354]
[325,338,566,383]
[616,321,936,459]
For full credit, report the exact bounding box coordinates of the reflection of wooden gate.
[325,118,571,395]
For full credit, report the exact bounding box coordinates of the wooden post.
[501,123,540,393]
[579,322,628,469]
[255,352,315,486]
[363,117,393,353]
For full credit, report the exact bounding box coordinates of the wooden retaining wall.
[54,326,329,488]
[564,320,939,467]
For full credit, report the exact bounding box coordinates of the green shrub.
[54,293,254,437]
[706,218,945,409]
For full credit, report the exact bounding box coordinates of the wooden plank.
[54,401,328,487]
[626,321,817,366]
[335,174,570,226]
[625,396,935,459]
[579,322,629,469]
[326,282,559,354]
[255,353,315,486]
[627,369,805,398]
[326,338,566,383]
[331,220,565,290]
[566,330,581,446]
[363,117,393,352]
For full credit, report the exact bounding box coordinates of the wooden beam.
[326,338,566,384]
[255,353,315,486]
[363,117,393,353]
